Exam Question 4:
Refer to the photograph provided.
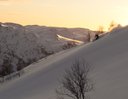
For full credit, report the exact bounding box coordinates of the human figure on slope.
[94,34,99,41]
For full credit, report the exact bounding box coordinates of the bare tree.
[108,21,121,31]
[56,60,93,99]
[98,26,104,34]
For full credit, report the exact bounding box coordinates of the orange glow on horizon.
[0,0,128,31]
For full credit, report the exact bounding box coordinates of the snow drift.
[0,26,128,99]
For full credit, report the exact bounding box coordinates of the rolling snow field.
[0,26,128,99]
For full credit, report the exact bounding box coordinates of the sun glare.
[0,0,128,30]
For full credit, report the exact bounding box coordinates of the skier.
[94,34,99,41]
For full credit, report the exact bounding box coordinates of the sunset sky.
[0,0,128,30]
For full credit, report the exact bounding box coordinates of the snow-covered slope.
[25,25,94,51]
[1,25,128,99]
[0,23,48,75]
[25,26,92,42]
[0,22,94,76]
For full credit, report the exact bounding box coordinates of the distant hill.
[0,25,127,99]
[0,22,95,76]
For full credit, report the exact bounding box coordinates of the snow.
[57,34,84,44]
[25,25,94,51]
[0,25,128,99]
[0,22,93,73]
[0,24,45,70]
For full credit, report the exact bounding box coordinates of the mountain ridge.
[0,22,94,77]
